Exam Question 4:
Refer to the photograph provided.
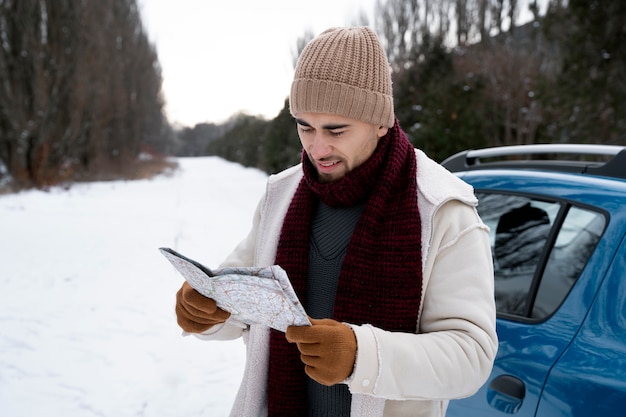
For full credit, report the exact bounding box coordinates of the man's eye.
[330,130,344,137]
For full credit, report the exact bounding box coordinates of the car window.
[532,206,605,319]
[476,192,604,320]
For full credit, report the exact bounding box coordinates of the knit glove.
[175,281,230,333]
[286,318,357,386]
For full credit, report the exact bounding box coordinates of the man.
[175,27,497,417]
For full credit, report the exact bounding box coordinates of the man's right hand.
[175,281,231,333]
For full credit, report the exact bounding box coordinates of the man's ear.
[377,126,389,138]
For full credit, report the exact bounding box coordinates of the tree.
[373,0,560,157]
[458,28,545,147]
[202,0,626,173]
[541,0,626,143]
[394,36,489,161]
[206,113,269,169]
[175,122,226,157]
[375,0,491,160]
[0,0,168,188]
[260,99,301,174]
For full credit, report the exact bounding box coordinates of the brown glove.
[286,318,357,386]
[175,281,230,333]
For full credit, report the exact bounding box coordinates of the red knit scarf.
[267,120,422,416]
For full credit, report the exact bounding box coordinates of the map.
[159,247,310,332]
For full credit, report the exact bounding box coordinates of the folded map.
[159,247,310,332]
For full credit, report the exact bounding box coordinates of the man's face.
[295,112,389,183]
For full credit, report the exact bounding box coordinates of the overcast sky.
[139,0,377,127]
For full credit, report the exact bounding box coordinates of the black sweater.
[306,200,364,417]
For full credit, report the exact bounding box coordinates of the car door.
[447,190,606,417]
[534,231,626,416]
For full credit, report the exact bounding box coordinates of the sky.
[0,157,268,416]
[139,0,377,127]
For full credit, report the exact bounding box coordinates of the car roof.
[442,144,626,180]
[442,144,626,216]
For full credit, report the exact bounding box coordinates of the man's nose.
[309,133,332,159]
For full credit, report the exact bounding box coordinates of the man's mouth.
[316,159,341,175]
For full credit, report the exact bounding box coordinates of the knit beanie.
[290,27,395,128]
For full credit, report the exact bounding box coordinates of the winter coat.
[196,149,498,417]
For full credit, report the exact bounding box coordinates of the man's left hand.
[286,318,357,386]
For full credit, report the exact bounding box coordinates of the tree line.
[199,0,625,172]
[1,0,624,189]
[0,0,170,189]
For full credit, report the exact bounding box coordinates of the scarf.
[267,120,422,416]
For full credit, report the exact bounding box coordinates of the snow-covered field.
[0,157,269,417]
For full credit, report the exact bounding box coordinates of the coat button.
[362,379,371,387]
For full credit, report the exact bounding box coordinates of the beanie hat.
[290,27,394,128]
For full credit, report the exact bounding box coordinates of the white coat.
[196,149,498,417]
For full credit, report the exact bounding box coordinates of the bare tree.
[292,29,315,69]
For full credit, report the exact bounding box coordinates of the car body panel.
[446,168,626,417]
[534,235,626,417]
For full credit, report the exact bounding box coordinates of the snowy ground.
[0,157,269,417]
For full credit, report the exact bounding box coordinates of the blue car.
[442,144,626,417]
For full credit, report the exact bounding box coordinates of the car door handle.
[487,375,526,414]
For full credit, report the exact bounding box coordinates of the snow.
[0,157,269,417]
